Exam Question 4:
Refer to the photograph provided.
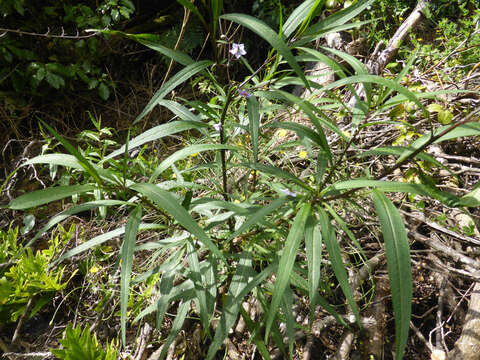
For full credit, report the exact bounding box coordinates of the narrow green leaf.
[324,178,462,207]
[283,0,318,38]
[54,222,158,267]
[260,89,334,158]
[239,162,314,192]
[320,46,371,102]
[398,122,480,163]
[150,143,238,181]
[372,190,412,360]
[221,13,309,88]
[104,119,206,161]
[318,207,360,326]
[120,206,142,346]
[8,185,96,210]
[319,74,426,115]
[247,95,260,163]
[305,215,322,323]
[134,60,212,124]
[23,154,83,169]
[186,240,210,332]
[158,300,191,360]
[238,306,272,360]
[302,0,375,37]
[460,183,480,207]
[228,197,288,241]
[282,286,295,358]
[131,183,224,261]
[265,121,327,148]
[206,251,254,360]
[40,120,102,184]
[265,203,311,341]
[138,39,194,66]
[357,146,449,171]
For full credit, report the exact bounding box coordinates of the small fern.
[51,323,119,360]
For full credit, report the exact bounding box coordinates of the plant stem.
[219,90,234,202]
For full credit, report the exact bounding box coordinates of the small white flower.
[230,43,246,59]
[213,123,222,132]
[280,188,296,197]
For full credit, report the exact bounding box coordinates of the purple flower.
[213,123,222,132]
[280,188,296,197]
[230,43,246,59]
[238,89,252,99]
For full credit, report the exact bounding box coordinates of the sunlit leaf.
[372,190,412,360]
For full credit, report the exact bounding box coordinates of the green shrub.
[0,225,76,323]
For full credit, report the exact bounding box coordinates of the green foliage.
[0,225,75,323]
[51,323,119,360]
[0,0,135,100]
[7,0,480,358]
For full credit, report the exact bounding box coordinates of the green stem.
[219,90,235,202]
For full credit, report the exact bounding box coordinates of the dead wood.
[448,281,480,360]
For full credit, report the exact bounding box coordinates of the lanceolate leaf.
[282,0,318,38]
[40,120,102,184]
[221,13,309,88]
[53,222,161,267]
[372,190,412,360]
[301,0,375,38]
[8,185,96,210]
[206,251,254,360]
[305,215,322,323]
[186,240,210,333]
[120,206,142,346]
[104,119,206,161]
[130,183,224,261]
[23,154,83,170]
[247,95,260,163]
[265,203,311,341]
[228,197,288,241]
[318,207,361,326]
[398,122,480,163]
[150,144,238,181]
[134,60,212,124]
[324,179,462,207]
[158,300,191,360]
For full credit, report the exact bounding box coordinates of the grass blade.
[318,207,360,326]
[265,203,311,341]
[120,206,142,346]
[221,13,309,88]
[372,190,412,360]
[131,183,224,261]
